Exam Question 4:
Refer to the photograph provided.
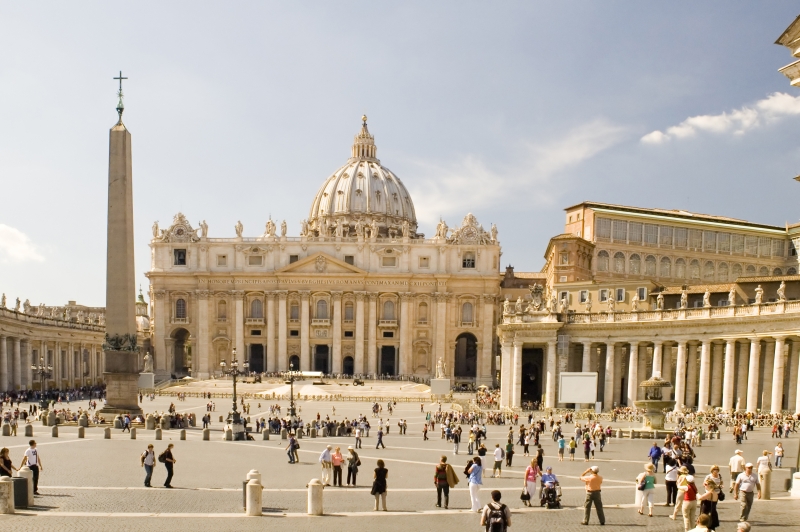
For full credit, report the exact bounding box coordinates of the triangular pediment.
[275,252,366,275]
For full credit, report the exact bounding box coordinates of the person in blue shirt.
[648,442,663,470]
[557,436,566,462]
[541,466,559,486]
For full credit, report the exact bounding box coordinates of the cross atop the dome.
[362,114,367,125]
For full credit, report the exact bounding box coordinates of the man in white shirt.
[354,426,362,448]
[492,444,504,477]
[734,463,761,522]
[20,439,43,495]
[140,444,155,487]
[319,445,333,485]
[729,450,745,493]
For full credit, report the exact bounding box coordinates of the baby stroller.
[540,481,562,509]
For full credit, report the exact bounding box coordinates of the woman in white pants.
[467,456,484,512]
[637,463,657,517]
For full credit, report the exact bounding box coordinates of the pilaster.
[300,291,310,371]
[266,292,276,373]
[332,291,343,373]
[545,340,557,408]
[277,291,288,372]
[367,294,378,374]
[355,292,366,374]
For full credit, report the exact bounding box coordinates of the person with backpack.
[140,444,155,487]
[158,444,176,488]
[434,455,459,508]
[480,490,511,531]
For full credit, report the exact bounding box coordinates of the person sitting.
[540,466,561,508]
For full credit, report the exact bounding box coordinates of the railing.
[378,319,398,327]
[311,319,330,326]
[245,318,264,325]
[0,308,105,332]
[171,317,190,324]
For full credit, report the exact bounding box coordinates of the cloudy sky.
[1,2,800,307]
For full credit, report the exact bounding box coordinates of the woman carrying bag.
[522,459,539,507]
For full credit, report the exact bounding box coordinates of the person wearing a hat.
[734,463,761,522]
[728,450,745,494]
[671,466,690,521]
[682,474,699,531]
[319,445,333,486]
[346,446,360,487]
[579,465,604,525]
[636,463,657,517]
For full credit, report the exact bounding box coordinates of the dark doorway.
[521,347,543,404]
[249,344,264,373]
[454,333,478,378]
[172,328,190,375]
[289,355,300,371]
[314,345,329,373]
[380,346,396,375]
[343,356,354,375]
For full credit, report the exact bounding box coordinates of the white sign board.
[558,372,598,404]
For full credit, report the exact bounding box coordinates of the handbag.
[520,488,531,501]
[718,490,725,501]
[637,475,646,491]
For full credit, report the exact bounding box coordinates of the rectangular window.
[674,227,688,249]
[173,249,187,266]
[248,255,263,266]
[559,291,568,303]
[612,220,627,242]
[559,276,567,283]
[560,252,569,265]
[615,288,625,302]
[344,330,354,338]
[688,230,702,249]
[250,329,262,336]
[289,330,299,337]
[745,236,758,255]
[659,226,673,247]
[637,287,647,301]
[289,254,299,263]
[382,331,394,338]
[628,222,642,244]
[462,252,476,268]
[772,239,785,258]
[579,290,588,303]
[596,218,611,241]
[732,234,744,254]
[419,256,430,268]
[216,255,227,266]
[344,255,354,265]
[344,305,354,321]
[599,289,609,302]
[644,224,658,246]
[717,233,730,253]
[382,256,397,267]
[703,231,716,252]
[758,237,770,257]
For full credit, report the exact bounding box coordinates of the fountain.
[633,372,675,430]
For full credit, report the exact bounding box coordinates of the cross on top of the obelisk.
[114,71,128,122]
[114,71,127,92]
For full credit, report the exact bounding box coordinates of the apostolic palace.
[3,19,800,419]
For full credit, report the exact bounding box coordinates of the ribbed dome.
[308,116,418,238]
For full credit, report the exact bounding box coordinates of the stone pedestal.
[0,476,13,514]
[430,378,451,396]
[760,469,772,500]
[99,366,142,415]
[246,479,262,516]
[138,372,155,390]
[307,478,323,515]
[17,467,34,507]
[790,472,800,498]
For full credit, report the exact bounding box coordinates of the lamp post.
[219,347,249,441]
[31,356,53,410]
[287,362,299,422]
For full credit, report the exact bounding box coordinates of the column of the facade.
[612,343,624,407]
[511,341,522,408]
[627,343,639,406]
[13,338,22,390]
[545,340,557,408]
[761,339,775,412]
[153,290,168,375]
[788,341,799,411]
[637,344,647,392]
[480,295,494,386]
[332,292,343,374]
[736,340,750,410]
[0,336,7,391]
[299,291,310,371]
[277,291,288,371]
[746,338,761,412]
[196,290,210,379]
[722,339,737,411]
[795,341,800,413]
[368,294,378,375]
[662,345,673,399]
[354,292,366,374]
[88,343,95,383]
[265,292,276,373]
[233,291,245,363]
[685,343,699,408]
[581,342,591,372]
[603,342,614,411]
[673,341,687,411]
[771,337,787,414]
[499,340,512,407]
[651,342,662,378]
[697,340,712,411]
[433,293,446,378]
[398,293,411,375]
[710,342,724,407]
[53,341,60,387]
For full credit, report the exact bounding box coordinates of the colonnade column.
[651,342,662,378]
[674,341,687,411]
[603,343,614,411]
[354,292,365,374]
[710,343,724,407]
[612,344,624,407]
[685,343,698,408]
[332,292,343,374]
[299,291,310,371]
[153,290,168,374]
[13,338,21,390]
[0,336,7,391]
[761,339,775,412]
[277,291,288,372]
[722,339,737,411]
[795,341,800,413]
[511,341,522,408]
[545,340,557,408]
[398,293,411,375]
[499,340,512,408]
[788,341,800,411]
[662,345,673,399]
[697,340,712,411]
[771,337,787,414]
[266,292,276,373]
[480,295,495,385]
[368,294,378,375]
[627,343,639,406]
[746,338,761,413]
[736,340,750,410]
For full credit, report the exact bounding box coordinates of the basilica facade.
[146,118,501,385]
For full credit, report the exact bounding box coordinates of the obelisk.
[100,72,142,415]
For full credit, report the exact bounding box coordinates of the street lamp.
[286,362,300,422]
[31,356,53,410]
[219,347,249,441]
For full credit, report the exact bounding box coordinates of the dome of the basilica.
[307,116,418,239]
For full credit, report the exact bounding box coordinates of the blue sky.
[1,2,800,306]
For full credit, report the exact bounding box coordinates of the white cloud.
[0,224,44,262]
[408,119,629,226]
[641,92,800,144]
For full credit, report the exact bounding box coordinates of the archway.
[342,356,354,375]
[314,345,329,373]
[380,346,396,375]
[454,333,478,378]
[171,328,191,376]
[249,345,264,373]
[521,347,543,404]
[289,355,300,371]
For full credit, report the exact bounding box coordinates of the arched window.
[250,299,263,318]
[629,254,641,274]
[417,302,428,324]
[759,266,769,276]
[703,261,715,281]
[689,260,700,279]
[613,252,625,273]
[175,298,187,319]
[597,251,609,272]
[718,263,729,282]
[462,302,474,324]
[290,302,299,320]
[316,300,328,319]
[645,255,656,276]
[773,268,783,276]
[675,259,686,279]
[745,265,756,275]
[660,257,671,278]
[732,263,742,278]
[383,300,395,320]
[217,300,227,320]
[788,267,797,275]
[344,302,354,321]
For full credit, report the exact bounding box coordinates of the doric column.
[722,339,737,411]
[662,345,673,399]
[66,342,73,385]
[511,341,523,408]
[0,336,7,391]
[746,338,761,413]
[277,291,288,372]
[354,292,366,374]
[603,342,614,411]
[795,342,800,413]
[545,340,557,408]
[710,342,724,407]
[697,340,712,411]
[674,341,687,410]
[788,341,799,411]
[771,337,787,414]
[761,339,775,412]
[582,342,591,372]
[398,293,411,375]
[637,344,648,392]
[13,338,22,390]
[54,341,61,386]
[332,292,343,374]
[685,343,699,408]
[652,342,663,378]
[233,290,245,362]
[434,292,447,377]
[266,292,276,373]
[196,290,210,378]
[299,291,310,371]
[736,340,750,410]
[499,339,513,408]
[368,294,378,375]
[613,344,624,407]
[480,295,495,386]
[626,342,639,406]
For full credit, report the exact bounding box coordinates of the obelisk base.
[99,349,142,415]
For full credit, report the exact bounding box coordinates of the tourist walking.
[434,455,458,508]
[140,444,155,487]
[376,428,385,449]
[319,445,333,485]
[682,475,698,531]
[346,446,360,486]
[492,444,503,477]
[698,478,720,531]
[0,448,18,477]
[332,446,343,487]
[665,458,679,506]
[756,450,772,489]
[734,463,761,521]
[637,463,657,516]
[20,439,42,495]
[648,442,663,470]
[579,465,605,525]
[670,466,690,520]
[159,443,175,488]
[775,442,784,467]
[467,456,484,512]
[355,425,363,448]
[286,434,297,464]
[480,490,511,531]
[453,429,460,455]
[371,459,388,511]
[703,465,723,503]
[505,439,514,467]
[522,459,539,507]
[557,435,565,461]
[728,450,745,493]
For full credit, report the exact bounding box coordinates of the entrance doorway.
[454,333,478,378]
[380,346,396,375]
[314,345,330,373]
[521,347,544,405]
[172,328,190,376]
[343,356,354,375]
[289,355,300,370]
[249,344,264,373]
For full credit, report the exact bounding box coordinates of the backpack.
[486,502,507,532]
[158,451,167,463]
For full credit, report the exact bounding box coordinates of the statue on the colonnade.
[728,286,736,306]
[490,224,498,243]
[702,289,711,308]
[300,219,309,237]
[435,357,444,379]
[142,352,154,373]
[631,292,640,311]
[199,220,208,239]
[264,218,276,238]
[584,294,592,312]
[754,285,763,305]
[235,220,244,238]
[152,221,159,238]
[435,218,448,239]
[514,297,523,314]
[777,281,786,302]
[14,298,20,312]
[656,292,664,310]
[23,299,31,314]
[0,293,6,308]
[680,290,688,309]
[607,296,615,312]
[280,220,287,237]
[503,296,511,315]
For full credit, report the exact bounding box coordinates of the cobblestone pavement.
[0,393,798,530]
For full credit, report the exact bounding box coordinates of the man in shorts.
[493,443,503,477]
[569,437,577,461]
[558,435,566,461]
